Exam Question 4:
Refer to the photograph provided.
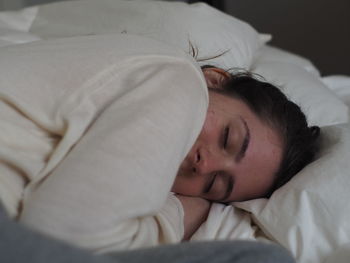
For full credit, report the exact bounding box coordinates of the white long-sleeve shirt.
[0,34,208,252]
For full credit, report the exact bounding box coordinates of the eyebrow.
[235,117,250,163]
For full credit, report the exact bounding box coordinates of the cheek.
[232,139,283,200]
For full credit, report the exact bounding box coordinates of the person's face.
[172,90,284,202]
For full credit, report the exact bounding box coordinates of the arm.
[176,195,211,240]
[19,57,208,253]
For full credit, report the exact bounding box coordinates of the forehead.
[208,90,254,118]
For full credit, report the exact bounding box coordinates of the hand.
[175,195,211,240]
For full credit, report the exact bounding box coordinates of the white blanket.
[0,34,208,252]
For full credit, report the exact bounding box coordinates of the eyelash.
[204,173,217,193]
[223,126,230,149]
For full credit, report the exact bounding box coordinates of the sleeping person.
[167,66,320,239]
[0,33,318,259]
[172,66,320,239]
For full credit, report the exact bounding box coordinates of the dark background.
[220,0,350,76]
[191,0,350,76]
[1,0,349,76]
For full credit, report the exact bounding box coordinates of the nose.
[192,147,229,175]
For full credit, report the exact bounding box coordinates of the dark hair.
[204,68,320,197]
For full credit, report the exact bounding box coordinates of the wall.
[0,0,60,9]
[0,0,24,9]
[223,0,350,76]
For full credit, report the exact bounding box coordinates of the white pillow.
[0,7,40,47]
[235,123,350,263]
[252,48,349,126]
[323,75,350,111]
[27,0,265,69]
[255,45,321,76]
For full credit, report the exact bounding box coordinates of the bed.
[0,1,349,263]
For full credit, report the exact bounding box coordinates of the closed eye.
[203,173,234,202]
[223,126,230,149]
[203,173,217,194]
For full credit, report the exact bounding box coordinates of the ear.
[202,67,231,90]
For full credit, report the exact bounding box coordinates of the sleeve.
[190,203,261,242]
[19,56,208,253]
